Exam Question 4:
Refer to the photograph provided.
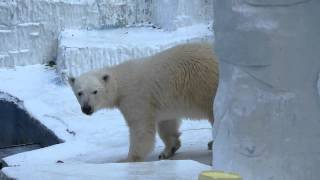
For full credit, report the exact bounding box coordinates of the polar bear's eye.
[77,92,83,97]
[92,90,98,95]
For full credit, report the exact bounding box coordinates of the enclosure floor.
[2,160,211,180]
[0,65,212,172]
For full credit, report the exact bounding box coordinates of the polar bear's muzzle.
[81,104,93,115]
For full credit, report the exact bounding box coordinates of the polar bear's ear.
[68,77,76,85]
[102,74,109,82]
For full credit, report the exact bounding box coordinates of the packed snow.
[0,65,212,168]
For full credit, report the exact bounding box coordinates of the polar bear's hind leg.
[157,119,182,159]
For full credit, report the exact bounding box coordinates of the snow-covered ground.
[0,64,213,168]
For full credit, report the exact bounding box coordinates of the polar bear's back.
[141,43,219,120]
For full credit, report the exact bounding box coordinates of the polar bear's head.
[68,71,117,115]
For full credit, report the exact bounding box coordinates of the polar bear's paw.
[208,140,213,150]
[158,139,181,159]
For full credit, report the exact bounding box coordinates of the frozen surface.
[0,65,212,168]
[57,24,213,77]
[3,160,211,180]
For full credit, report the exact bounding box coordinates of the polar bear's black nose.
[82,105,93,115]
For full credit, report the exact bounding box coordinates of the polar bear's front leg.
[125,118,156,162]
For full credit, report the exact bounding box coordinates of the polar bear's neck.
[110,60,139,106]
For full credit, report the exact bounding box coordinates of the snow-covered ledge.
[57,24,213,77]
[212,0,320,179]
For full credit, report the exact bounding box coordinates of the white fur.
[69,43,219,162]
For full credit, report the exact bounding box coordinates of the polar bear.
[68,43,219,162]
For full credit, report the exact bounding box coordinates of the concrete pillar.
[212,0,320,179]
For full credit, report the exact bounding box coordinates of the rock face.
[212,0,320,179]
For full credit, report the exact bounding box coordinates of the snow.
[60,24,212,49]
[0,30,11,33]
[0,65,212,168]
[0,91,23,110]
[2,160,211,180]
[57,24,213,77]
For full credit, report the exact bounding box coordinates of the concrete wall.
[0,0,152,67]
[0,0,214,67]
[212,0,320,179]
[152,0,214,30]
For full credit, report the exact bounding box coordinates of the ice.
[57,24,213,77]
[2,160,211,180]
[0,65,212,168]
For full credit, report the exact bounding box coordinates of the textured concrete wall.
[212,0,320,179]
[152,0,214,30]
[0,0,214,67]
[0,0,152,67]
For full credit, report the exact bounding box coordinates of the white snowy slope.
[57,24,213,77]
[3,160,211,180]
[0,65,212,169]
